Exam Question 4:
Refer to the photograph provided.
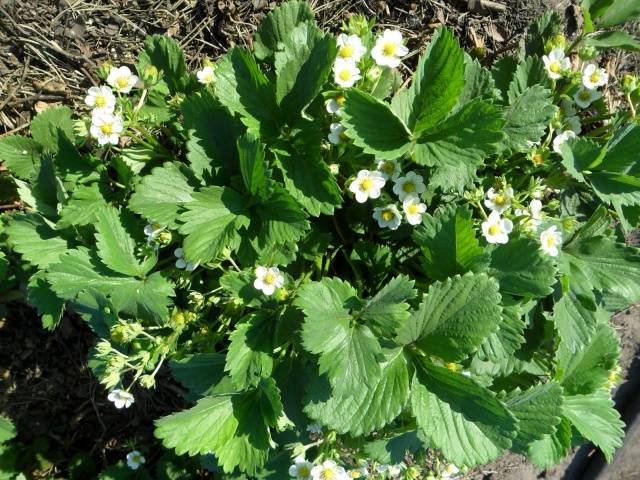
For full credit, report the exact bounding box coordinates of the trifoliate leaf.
[562,391,624,462]
[528,417,572,468]
[250,186,309,249]
[0,416,16,444]
[215,48,280,137]
[502,85,556,152]
[179,186,250,264]
[524,11,562,57]
[359,275,416,338]
[57,183,108,228]
[27,271,64,330]
[47,248,173,323]
[170,353,227,401]
[505,382,564,453]
[238,132,267,198]
[155,379,283,475]
[5,213,68,268]
[253,0,315,60]
[507,56,551,102]
[458,56,498,104]
[413,204,486,281]
[225,313,274,390]
[0,135,41,179]
[488,237,557,298]
[341,89,411,160]
[411,359,517,467]
[296,278,383,395]
[552,282,610,353]
[396,273,502,362]
[29,106,75,152]
[393,27,464,134]
[274,22,336,120]
[95,206,152,277]
[272,142,342,217]
[140,35,191,94]
[305,347,410,436]
[556,323,619,395]
[181,90,240,181]
[475,303,526,368]
[414,100,504,192]
[129,162,194,229]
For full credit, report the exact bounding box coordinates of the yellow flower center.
[95,95,107,107]
[381,210,395,222]
[100,123,113,135]
[336,95,346,106]
[382,41,397,56]
[299,466,311,477]
[202,72,214,83]
[549,61,561,73]
[445,362,460,372]
[339,44,355,58]
[339,69,352,82]
[406,203,419,215]
[545,236,556,248]
[589,72,600,83]
[381,161,395,175]
[360,178,373,192]
[320,469,336,480]
[488,224,501,235]
[263,272,276,285]
[402,182,415,193]
[493,194,506,206]
[350,472,362,478]
[531,153,544,166]
[116,76,129,89]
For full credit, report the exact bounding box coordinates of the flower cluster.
[327,28,408,144]
[85,66,140,145]
[289,456,410,480]
[349,163,427,230]
[480,184,562,257]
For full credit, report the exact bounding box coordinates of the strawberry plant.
[1,0,640,478]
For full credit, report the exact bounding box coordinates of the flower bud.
[187,291,205,311]
[140,374,156,389]
[140,64,160,86]
[329,163,340,175]
[561,216,577,231]
[346,14,370,37]
[366,66,382,82]
[157,231,172,245]
[97,62,113,81]
[96,340,113,356]
[578,45,597,60]
[621,73,638,94]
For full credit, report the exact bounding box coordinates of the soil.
[1,0,640,478]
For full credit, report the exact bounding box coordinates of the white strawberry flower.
[392,171,426,201]
[254,266,285,296]
[106,66,139,93]
[90,112,124,146]
[484,187,514,214]
[174,247,195,271]
[107,389,135,409]
[348,170,386,203]
[371,29,409,68]
[515,199,543,232]
[442,463,460,479]
[542,48,571,80]
[126,450,146,470]
[540,225,562,256]
[326,95,345,115]
[334,59,361,88]
[328,123,346,145]
[311,460,348,480]
[373,204,402,230]
[388,464,404,477]
[347,467,368,478]
[573,87,602,109]
[582,63,608,89]
[376,159,401,181]
[482,211,513,244]
[402,195,427,225]
[289,456,314,480]
[196,65,215,84]
[336,34,367,63]
[84,86,116,114]
[552,130,576,154]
